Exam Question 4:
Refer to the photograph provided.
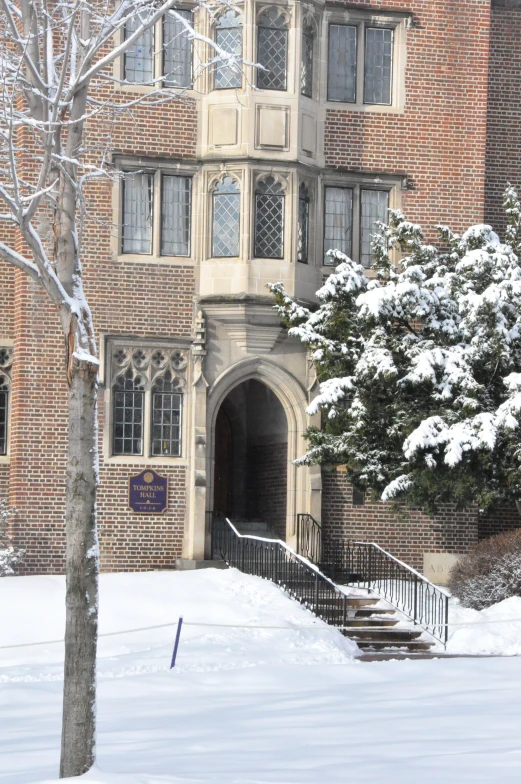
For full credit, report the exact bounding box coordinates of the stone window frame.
[102,337,192,465]
[114,5,197,92]
[255,4,293,93]
[251,171,292,261]
[319,172,404,270]
[0,344,13,461]
[323,8,410,113]
[212,8,244,91]
[113,157,197,265]
[300,14,317,100]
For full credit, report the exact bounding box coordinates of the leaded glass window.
[0,375,8,456]
[122,172,153,254]
[215,11,243,89]
[163,10,192,88]
[124,16,154,84]
[257,8,288,91]
[301,22,314,98]
[324,187,353,265]
[254,176,284,259]
[113,371,145,455]
[327,25,357,103]
[297,183,310,263]
[161,175,191,256]
[212,177,240,257]
[151,372,182,456]
[364,27,393,105]
[360,189,388,267]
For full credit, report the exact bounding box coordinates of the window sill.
[117,254,195,266]
[325,101,405,115]
[0,455,10,465]
[103,455,189,467]
[115,83,196,98]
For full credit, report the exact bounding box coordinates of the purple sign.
[129,470,168,514]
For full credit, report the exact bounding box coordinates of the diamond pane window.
[364,27,393,105]
[215,11,243,89]
[212,177,240,257]
[324,187,353,265]
[124,17,154,84]
[0,375,8,455]
[257,8,288,91]
[327,25,357,103]
[161,175,191,256]
[122,172,153,254]
[301,23,314,97]
[163,10,192,88]
[297,183,310,263]
[151,372,182,456]
[113,371,145,455]
[254,177,284,259]
[360,189,388,267]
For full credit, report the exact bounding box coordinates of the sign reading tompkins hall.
[129,470,168,514]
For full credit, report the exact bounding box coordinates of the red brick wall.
[321,467,479,572]
[4,84,198,574]
[325,0,491,239]
[479,504,521,540]
[484,0,521,236]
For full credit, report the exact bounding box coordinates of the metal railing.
[211,514,351,629]
[296,513,322,565]
[321,539,449,645]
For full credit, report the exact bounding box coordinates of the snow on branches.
[269,188,521,512]
[0,499,24,577]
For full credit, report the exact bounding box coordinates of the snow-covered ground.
[2,568,521,784]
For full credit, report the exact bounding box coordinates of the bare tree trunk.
[60,359,99,778]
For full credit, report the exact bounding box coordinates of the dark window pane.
[151,374,182,456]
[327,25,357,103]
[163,10,192,88]
[360,189,389,267]
[301,26,314,97]
[324,187,353,264]
[122,172,153,254]
[161,175,191,256]
[257,8,288,91]
[212,177,240,257]
[215,11,243,89]
[0,386,7,456]
[124,18,154,84]
[364,27,393,105]
[297,183,309,263]
[113,373,144,455]
[254,177,284,259]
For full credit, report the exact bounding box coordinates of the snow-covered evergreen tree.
[269,188,521,513]
[0,499,24,577]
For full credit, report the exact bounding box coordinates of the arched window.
[254,176,285,259]
[215,11,243,89]
[301,21,314,98]
[297,183,310,263]
[151,371,183,456]
[113,370,146,455]
[0,347,12,456]
[257,8,289,91]
[212,177,241,257]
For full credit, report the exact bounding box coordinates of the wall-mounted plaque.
[129,470,168,514]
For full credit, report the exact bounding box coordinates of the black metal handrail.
[296,513,322,564]
[321,539,449,645]
[211,514,352,629]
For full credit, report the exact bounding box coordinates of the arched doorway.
[213,379,288,540]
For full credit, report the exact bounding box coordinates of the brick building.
[1,0,520,577]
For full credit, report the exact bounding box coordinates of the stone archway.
[213,379,288,539]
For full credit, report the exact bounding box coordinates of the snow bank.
[446,595,521,655]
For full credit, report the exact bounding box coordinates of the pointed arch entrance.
[213,379,288,539]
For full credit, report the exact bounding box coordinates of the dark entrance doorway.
[213,379,288,540]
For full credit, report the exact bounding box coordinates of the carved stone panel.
[211,106,239,147]
[301,114,316,156]
[255,105,289,150]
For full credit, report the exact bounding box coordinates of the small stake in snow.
[170,617,183,669]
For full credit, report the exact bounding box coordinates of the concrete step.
[355,639,434,651]
[346,627,424,642]
[233,521,278,539]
